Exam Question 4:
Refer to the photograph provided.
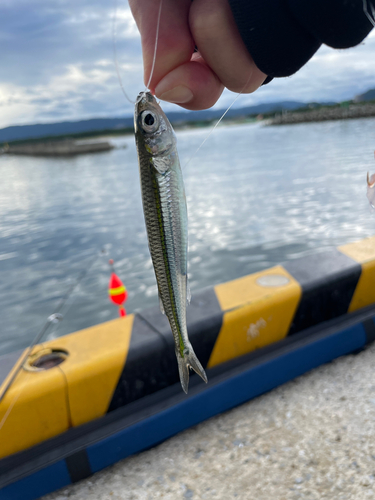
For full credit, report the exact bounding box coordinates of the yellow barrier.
[2,235,375,459]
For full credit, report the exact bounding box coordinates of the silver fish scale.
[138,149,188,350]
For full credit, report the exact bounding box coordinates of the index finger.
[129,0,194,92]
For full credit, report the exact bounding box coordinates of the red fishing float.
[108,259,128,317]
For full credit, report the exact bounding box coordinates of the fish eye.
[140,110,158,133]
[144,113,154,126]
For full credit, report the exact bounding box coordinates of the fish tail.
[176,345,208,394]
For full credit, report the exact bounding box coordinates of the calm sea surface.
[1,118,375,355]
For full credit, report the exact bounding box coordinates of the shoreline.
[1,139,115,156]
[268,102,375,126]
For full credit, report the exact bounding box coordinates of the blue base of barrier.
[1,307,373,500]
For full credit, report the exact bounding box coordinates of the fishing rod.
[0,248,106,405]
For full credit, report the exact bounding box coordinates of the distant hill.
[3,84,375,144]
[0,117,134,144]
[0,101,306,143]
[171,100,307,123]
[355,88,375,102]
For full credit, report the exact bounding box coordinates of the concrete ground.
[43,342,375,500]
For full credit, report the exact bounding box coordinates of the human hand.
[129,0,267,110]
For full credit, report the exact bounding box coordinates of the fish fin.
[176,345,208,394]
[176,349,190,394]
[187,280,191,306]
[159,294,165,315]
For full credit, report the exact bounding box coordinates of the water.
[0,118,374,355]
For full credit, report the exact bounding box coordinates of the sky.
[0,0,374,129]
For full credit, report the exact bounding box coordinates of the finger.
[129,0,194,91]
[154,53,224,110]
[189,0,267,93]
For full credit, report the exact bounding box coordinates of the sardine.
[134,91,207,393]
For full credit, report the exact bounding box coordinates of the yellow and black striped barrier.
[2,235,375,499]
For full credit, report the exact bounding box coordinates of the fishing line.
[0,249,105,407]
[363,0,375,27]
[113,0,162,104]
[184,75,252,169]
[145,0,163,91]
[0,373,31,432]
[113,0,134,104]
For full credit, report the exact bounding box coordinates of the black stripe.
[363,318,375,344]
[108,314,173,412]
[185,287,223,368]
[139,287,223,369]
[284,249,361,335]
[65,449,91,483]
[108,288,222,412]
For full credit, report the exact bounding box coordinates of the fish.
[134,91,208,393]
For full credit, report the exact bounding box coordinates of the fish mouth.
[136,90,154,105]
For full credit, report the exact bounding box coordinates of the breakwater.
[269,102,375,125]
[1,139,114,156]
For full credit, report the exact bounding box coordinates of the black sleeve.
[228,0,374,78]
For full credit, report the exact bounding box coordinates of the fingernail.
[156,85,193,104]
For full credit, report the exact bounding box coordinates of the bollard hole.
[24,349,69,372]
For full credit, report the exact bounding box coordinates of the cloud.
[0,0,145,127]
[0,1,374,128]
